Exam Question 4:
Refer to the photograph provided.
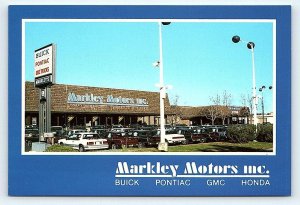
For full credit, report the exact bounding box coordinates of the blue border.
[8,6,291,196]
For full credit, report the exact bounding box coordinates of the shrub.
[45,145,77,152]
[257,123,273,142]
[227,124,256,143]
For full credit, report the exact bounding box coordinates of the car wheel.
[182,140,187,145]
[79,145,85,152]
[111,144,117,150]
[137,142,144,148]
[60,142,64,146]
[200,138,206,143]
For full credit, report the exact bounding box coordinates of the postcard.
[8,5,291,196]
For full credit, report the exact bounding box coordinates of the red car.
[106,131,142,149]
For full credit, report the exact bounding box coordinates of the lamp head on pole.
[247,42,255,49]
[269,86,273,90]
[232,35,240,43]
[259,85,266,92]
[152,61,160,68]
[162,22,171,25]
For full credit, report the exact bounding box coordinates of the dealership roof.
[174,105,248,120]
[25,81,172,115]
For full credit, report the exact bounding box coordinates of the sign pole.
[46,86,51,133]
[38,89,44,141]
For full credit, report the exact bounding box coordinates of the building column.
[64,114,67,126]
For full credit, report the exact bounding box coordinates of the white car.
[157,130,186,145]
[165,134,186,145]
[58,132,109,152]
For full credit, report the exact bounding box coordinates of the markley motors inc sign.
[67,92,149,107]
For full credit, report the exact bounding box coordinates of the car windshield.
[83,134,100,139]
[157,130,177,135]
[67,135,79,140]
[166,130,177,134]
[51,127,62,131]
[25,129,39,134]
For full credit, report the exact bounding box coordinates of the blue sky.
[25,21,274,113]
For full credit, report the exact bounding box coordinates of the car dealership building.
[25,81,249,127]
[25,81,172,127]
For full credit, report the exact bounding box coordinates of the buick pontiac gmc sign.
[34,44,56,87]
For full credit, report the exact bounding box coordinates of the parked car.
[111,124,124,131]
[111,127,134,133]
[91,125,107,131]
[51,126,67,143]
[204,126,227,141]
[128,124,141,129]
[157,129,186,145]
[58,132,109,152]
[25,128,39,146]
[164,124,174,131]
[176,128,208,144]
[106,131,142,149]
[51,126,64,135]
[132,130,160,147]
[145,124,159,129]
[93,128,109,138]
[174,124,188,130]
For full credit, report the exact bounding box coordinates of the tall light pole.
[155,21,170,151]
[259,85,272,124]
[232,35,258,130]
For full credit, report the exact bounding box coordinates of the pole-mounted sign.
[34,43,56,143]
[34,44,56,87]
